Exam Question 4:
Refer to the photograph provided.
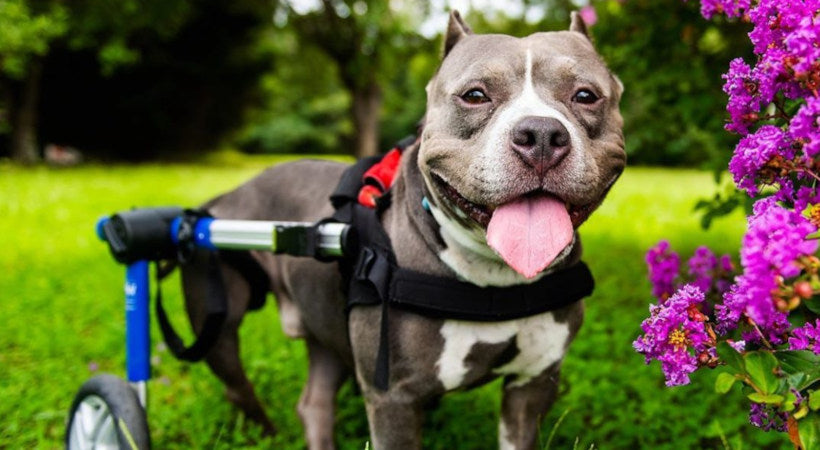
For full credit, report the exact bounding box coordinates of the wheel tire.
[66,374,150,450]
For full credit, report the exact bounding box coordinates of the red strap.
[358,148,402,208]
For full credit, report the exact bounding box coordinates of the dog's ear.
[569,11,590,41]
[444,10,472,57]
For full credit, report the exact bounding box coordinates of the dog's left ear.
[569,11,591,41]
[444,10,473,57]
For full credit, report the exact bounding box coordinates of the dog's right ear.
[569,11,591,41]
[444,10,472,57]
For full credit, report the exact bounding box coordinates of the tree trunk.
[11,60,42,164]
[351,82,382,158]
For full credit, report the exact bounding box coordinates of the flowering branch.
[637,0,820,446]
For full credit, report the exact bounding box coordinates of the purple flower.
[723,58,759,135]
[753,47,790,104]
[716,255,735,294]
[699,0,750,19]
[748,0,820,56]
[749,402,788,432]
[776,181,820,213]
[785,16,820,76]
[634,285,711,386]
[790,96,820,159]
[715,198,817,340]
[728,339,746,352]
[715,272,791,343]
[789,319,820,354]
[742,198,817,278]
[646,241,681,300]
[728,126,792,196]
[688,246,718,293]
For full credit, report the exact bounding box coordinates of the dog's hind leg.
[298,336,348,450]
[180,251,276,435]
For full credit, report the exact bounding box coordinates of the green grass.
[0,158,788,448]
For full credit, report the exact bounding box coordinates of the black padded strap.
[388,262,594,321]
[155,253,228,362]
[330,155,382,210]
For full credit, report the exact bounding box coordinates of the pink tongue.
[487,196,573,278]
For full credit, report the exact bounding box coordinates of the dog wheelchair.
[65,207,350,449]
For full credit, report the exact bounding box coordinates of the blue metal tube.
[125,261,151,383]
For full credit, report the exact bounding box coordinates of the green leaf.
[745,351,780,395]
[805,297,820,315]
[785,392,799,412]
[747,393,785,404]
[717,341,745,373]
[799,413,820,450]
[715,372,737,394]
[776,351,820,391]
[810,391,820,411]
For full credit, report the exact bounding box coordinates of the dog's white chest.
[436,311,569,390]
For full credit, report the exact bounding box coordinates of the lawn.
[0,156,787,449]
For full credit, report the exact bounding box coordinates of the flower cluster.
[721,0,820,211]
[789,319,820,352]
[749,402,789,432]
[640,0,820,437]
[633,285,713,386]
[646,242,735,304]
[715,198,818,343]
[646,240,681,299]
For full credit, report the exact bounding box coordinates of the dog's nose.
[510,116,571,174]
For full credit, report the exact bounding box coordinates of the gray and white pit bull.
[179,11,624,449]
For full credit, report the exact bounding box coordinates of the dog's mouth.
[430,173,598,229]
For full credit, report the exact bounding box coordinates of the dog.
[179,11,624,449]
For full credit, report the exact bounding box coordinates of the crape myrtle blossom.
[790,96,820,159]
[715,198,816,342]
[646,242,736,304]
[740,198,817,280]
[728,125,792,196]
[722,58,758,135]
[646,240,680,299]
[789,319,820,354]
[688,246,719,293]
[634,285,712,386]
[749,402,789,432]
[697,0,750,19]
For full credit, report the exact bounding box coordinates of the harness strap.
[388,263,594,322]
[155,252,228,362]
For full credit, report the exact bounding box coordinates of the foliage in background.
[237,0,436,157]
[591,0,752,168]
[0,0,759,166]
[0,0,197,162]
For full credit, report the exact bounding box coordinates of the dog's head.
[418,11,625,284]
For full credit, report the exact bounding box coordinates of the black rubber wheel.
[65,374,151,450]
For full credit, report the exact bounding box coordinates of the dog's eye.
[573,89,599,104]
[461,89,490,105]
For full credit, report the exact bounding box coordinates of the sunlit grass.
[0,160,784,448]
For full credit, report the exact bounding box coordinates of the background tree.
[0,0,273,161]
[282,0,430,157]
[0,0,67,163]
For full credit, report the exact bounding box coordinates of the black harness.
[330,149,595,390]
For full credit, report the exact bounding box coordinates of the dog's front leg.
[362,392,424,449]
[498,363,562,450]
